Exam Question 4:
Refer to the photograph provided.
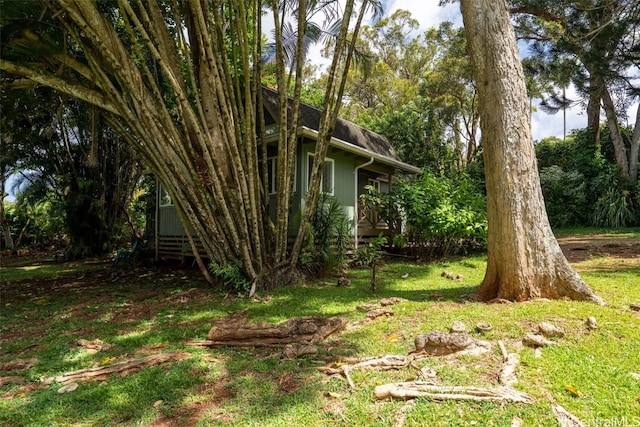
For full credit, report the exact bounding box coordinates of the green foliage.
[6,196,63,248]
[300,194,352,275]
[209,262,251,294]
[359,99,453,172]
[592,187,635,228]
[538,165,587,227]
[393,172,487,257]
[353,234,387,293]
[359,184,403,235]
[535,137,577,171]
[536,128,639,228]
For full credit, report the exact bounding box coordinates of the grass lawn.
[1,231,639,426]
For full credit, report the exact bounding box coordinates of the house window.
[368,178,381,192]
[159,186,173,206]
[307,153,334,195]
[267,157,277,195]
[266,157,296,195]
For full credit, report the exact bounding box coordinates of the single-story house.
[155,87,420,259]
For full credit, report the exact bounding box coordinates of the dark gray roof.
[261,87,401,162]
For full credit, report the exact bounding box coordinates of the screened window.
[159,186,173,206]
[307,154,334,195]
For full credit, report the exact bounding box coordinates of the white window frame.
[307,153,334,195]
[159,185,173,207]
[266,156,297,195]
[368,178,382,192]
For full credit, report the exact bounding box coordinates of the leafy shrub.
[365,172,487,258]
[535,127,639,228]
[592,187,635,228]
[538,165,587,227]
[300,194,351,276]
[209,261,251,293]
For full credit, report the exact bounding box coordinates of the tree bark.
[630,106,640,187]
[459,0,604,304]
[601,84,629,177]
[0,176,14,251]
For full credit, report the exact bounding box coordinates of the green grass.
[1,244,639,426]
[0,257,107,282]
[552,225,640,237]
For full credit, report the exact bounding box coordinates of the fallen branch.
[498,340,509,361]
[0,358,38,371]
[43,352,192,385]
[318,355,412,389]
[412,331,491,356]
[497,340,520,386]
[0,376,25,387]
[393,400,416,427]
[374,382,533,404]
[552,403,585,427]
[499,353,520,386]
[205,316,347,347]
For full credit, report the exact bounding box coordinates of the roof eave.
[299,126,421,174]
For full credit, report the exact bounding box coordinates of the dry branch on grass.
[0,358,39,371]
[318,355,413,389]
[198,315,347,348]
[412,331,491,356]
[43,352,192,386]
[374,382,533,404]
[552,403,585,427]
[497,340,520,386]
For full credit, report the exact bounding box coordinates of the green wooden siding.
[157,140,394,240]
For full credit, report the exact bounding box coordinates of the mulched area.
[556,234,640,263]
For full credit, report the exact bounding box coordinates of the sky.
[307,0,638,143]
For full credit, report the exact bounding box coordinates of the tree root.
[43,352,192,386]
[552,403,585,427]
[498,340,520,386]
[374,382,533,403]
[318,355,413,389]
[196,315,347,348]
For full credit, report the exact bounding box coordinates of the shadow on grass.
[0,260,483,426]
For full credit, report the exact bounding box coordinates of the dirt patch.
[557,234,640,264]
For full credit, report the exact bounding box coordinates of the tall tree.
[0,0,377,288]
[333,12,479,171]
[510,1,640,185]
[2,87,142,256]
[459,0,603,303]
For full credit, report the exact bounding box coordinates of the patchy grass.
[1,238,639,426]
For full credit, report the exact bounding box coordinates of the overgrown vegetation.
[1,230,639,426]
[536,128,640,228]
[361,172,487,259]
[299,194,352,277]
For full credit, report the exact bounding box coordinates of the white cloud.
[385,0,462,30]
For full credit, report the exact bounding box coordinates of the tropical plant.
[300,193,352,276]
[0,0,383,290]
[592,187,636,228]
[209,262,251,294]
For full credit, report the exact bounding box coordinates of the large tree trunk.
[459,0,604,304]
[630,106,640,187]
[601,84,630,178]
